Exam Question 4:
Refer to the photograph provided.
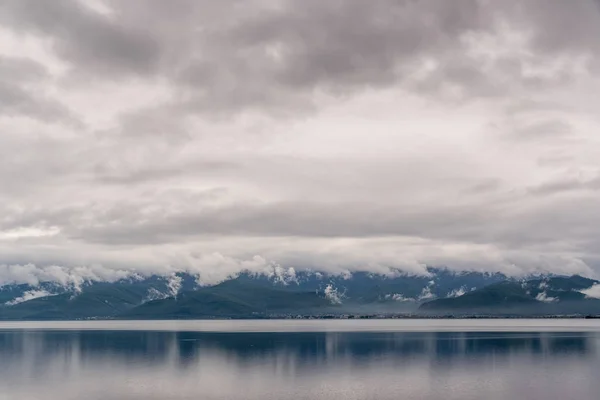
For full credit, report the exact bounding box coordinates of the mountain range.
[419,275,600,316]
[0,268,599,319]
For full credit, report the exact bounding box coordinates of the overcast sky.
[1,0,600,284]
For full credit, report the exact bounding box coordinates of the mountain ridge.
[0,268,596,320]
[419,275,600,315]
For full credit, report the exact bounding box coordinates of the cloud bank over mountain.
[1,0,600,284]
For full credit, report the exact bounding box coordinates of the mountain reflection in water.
[0,330,597,400]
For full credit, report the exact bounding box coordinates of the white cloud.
[447,286,468,298]
[5,289,57,305]
[144,288,168,302]
[324,284,344,305]
[166,274,183,297]
[418,282,436,301]
[0,264,134,290]
[535,292,557,303]
[384,293,415,302]
[580,284,600,299]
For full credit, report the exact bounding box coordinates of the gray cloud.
[510,120,575,141]
[528,176,600,196]
[0,56,78,123]
[0,0,599,282]
[48,193,600,256]
[64,201,494,244]
[0,0,160,76]
[5,0,595,115]
[0,82,78,123]
[514,0,600,56]
[0,56,48,81]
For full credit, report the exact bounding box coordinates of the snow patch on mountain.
[144,288,168,302]
[417,281,436,301]
[324,284,344,305]
[167,274,183,296]
[535,291,557,303]
[268,266,298,285]
[384,293,415,302]
[447,286,467,298]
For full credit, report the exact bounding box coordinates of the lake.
[1,319,599,399]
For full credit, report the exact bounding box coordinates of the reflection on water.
[0,329,598,400]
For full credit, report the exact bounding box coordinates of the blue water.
[0,320,598,399]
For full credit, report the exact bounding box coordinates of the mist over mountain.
[0,266,546,319]
[1,264,599,319]
[420,275,600,316]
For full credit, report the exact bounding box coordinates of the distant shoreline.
[1,314,600,322]
[3,319,600,334]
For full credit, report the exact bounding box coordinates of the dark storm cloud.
[138,0,600,112]
[92,160,238,185]
[0,56,78,123]
[66,200,496,245]
[29,192,600,266]
[167,0,501,112]
[0,0,160,76]
[528,176,600,196]
[463,179,503,194]
[0,81,72,122]
[2,0,598,115]
[515,0,600,56]
[512,120,574,141]
[50,195,561,249]
[0,56,47,81]
[214,0,486,86]
[0,0,578,115]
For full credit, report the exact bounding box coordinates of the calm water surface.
[0,320,599,400]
